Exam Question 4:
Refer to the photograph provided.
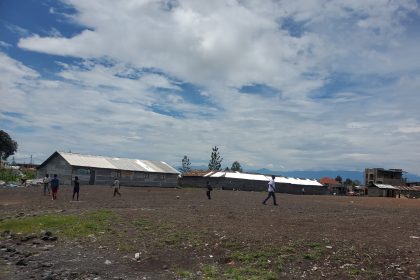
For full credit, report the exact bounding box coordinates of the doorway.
[89,169,96,185]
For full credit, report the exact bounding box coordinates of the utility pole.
[30,155,33,165]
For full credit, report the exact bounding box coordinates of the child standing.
[50,174,60,200]
[43,174,50,196]
[72,176,80,201]
[113,178,121,197]
[206,181,212,200]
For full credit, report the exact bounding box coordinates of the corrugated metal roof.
[225,172,269,181]
[57,152,179,174]
[201,171,322,186]
[276,177,323,186]
[373,184,398,190]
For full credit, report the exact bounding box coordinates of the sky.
[1,0,420,174]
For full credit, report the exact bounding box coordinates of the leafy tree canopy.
[180,155,191,174]
[230,161,243,172]
[0,130,18,161]
[335,175,343,183]
[208,146,223,171]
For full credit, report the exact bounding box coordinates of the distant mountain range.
[184,166,420,183]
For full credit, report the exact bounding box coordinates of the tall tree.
[344,178,353,186]
[0,130,18,165]
[208,146,223,171]
[335,175,343,183]
[230,161,243,172]
[180,155,191,173]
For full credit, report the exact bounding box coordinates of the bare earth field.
[0,186,419,280]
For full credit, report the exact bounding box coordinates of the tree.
[180,155,191,173]
[344,178,353,186]
[352,179,361,187]
[208,146,223,171]
[230,161,243,172]
[0,130,18,165]
[335,175,342,183]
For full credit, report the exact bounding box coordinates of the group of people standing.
[42,174,121,200]
[42,174,61,200]
[42,174,281,204]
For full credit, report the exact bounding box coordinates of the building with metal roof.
[181,170,327,195]
[37,151,179,187]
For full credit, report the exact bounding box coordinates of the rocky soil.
[0,186,419,279]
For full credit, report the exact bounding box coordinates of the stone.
[41,262,53,268]
[21,234,37,242]
[16,259,28,266]
[104,260,112,265]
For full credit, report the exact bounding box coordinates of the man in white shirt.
[262,175,278,205]
[43,174,50,196]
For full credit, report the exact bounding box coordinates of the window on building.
[75,168,90,175]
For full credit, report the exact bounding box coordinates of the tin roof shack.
[397,186,420,199]
[319,177,346,195]
[365,168,405,186]
[368,183,398,197]
[181,171,327,194]
[37,151,179,187]
[179,170,212,188]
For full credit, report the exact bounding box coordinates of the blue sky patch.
[239,83,280,97]
[3,111,25,118]
[279,17,306,37]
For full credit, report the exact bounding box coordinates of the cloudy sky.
[1,0,420,174]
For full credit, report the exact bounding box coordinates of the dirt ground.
[0,185,419,280]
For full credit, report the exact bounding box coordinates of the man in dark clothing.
[72,176,80,201]
[206,181,213,200]
[51,174,59,200]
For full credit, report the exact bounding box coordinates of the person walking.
[113,177,121,197]
[72,176,80,201]
[262,175,278,205]
[43,174,50,196]
[50,174,60,200]
[206,181,213,200]
[301,187,305,195]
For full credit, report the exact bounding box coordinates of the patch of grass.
[0,210,115,239]
[173,268,195,279]
[132,219,152,230]
[303,251,321,260]
[224,266,277,280]
[225,247,284,279]
[202,264,219,279]
[347,267,361,276]
[309,242,322,249]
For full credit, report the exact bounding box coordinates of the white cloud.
[0,41,12,48]
[3,0,420,174]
